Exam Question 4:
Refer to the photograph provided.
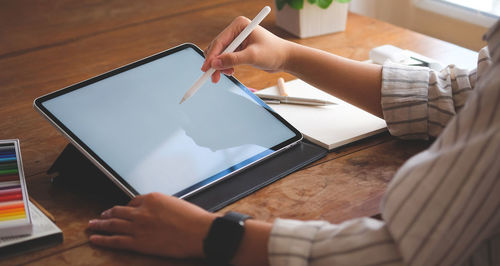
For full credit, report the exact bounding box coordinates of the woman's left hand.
[87,192,217,258]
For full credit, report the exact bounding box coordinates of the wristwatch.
[203,211,252,265]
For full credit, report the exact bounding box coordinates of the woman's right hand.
[201,16,293,83]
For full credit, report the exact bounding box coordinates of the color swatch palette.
[0,143,26,222]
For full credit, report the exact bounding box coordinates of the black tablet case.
[48,141,326,212]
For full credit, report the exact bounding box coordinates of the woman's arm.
[285,43,383,117]
[204,15,488,138]
[203,16,383,117]
[87,193,273,265]
[380,47,489,140]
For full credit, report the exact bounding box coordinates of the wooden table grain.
[0,0,477,264]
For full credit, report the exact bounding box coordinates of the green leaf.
[307,0,317,4]
[316,0,333,9]
[288,0,304,10]
[275,0,287,10]
[335,0,351,3]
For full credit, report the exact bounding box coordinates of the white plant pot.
[275,1,349,38]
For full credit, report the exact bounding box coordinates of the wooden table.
[0,0,477,265]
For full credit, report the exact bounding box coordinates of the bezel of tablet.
[34,43,302,199]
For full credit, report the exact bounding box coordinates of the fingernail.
[101,210,109,217]
[89,219,97,225]
[89,235,101,242]
[212,59,222,69]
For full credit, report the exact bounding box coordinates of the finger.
[89,234,135,250]
[202,16,250,71]
[201,61,211,72]
[88,218,134,235]
[201,49,212,72]
[202,41,225,72]
[128,195,145,207]
[212,70,221,83]
[101,205,136,220]
[212,49,254,70]
[221,68,234,76]
[202,41,215,71]
[207,62,233,77]
[203,43,210,57]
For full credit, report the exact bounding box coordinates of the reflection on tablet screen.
[41,46,299,197]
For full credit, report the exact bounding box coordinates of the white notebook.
[256,79,387,150]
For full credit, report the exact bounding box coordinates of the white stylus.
[179,6,271,104]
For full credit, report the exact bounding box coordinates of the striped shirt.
[268,24,500,266]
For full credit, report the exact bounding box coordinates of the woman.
[87,16,500,266]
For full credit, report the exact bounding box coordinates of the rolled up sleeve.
[381,47,490,140]
[268,218,403,266]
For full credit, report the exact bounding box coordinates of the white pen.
[258,77,335,106]
[259,94,336,106]
[179,6,271,104]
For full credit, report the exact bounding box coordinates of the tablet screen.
[37,44,301,198]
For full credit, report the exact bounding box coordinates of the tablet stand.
[48,141,327,211]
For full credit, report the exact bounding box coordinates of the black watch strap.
[203,211,252,265]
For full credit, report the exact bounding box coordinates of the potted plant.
[275,0,352,38]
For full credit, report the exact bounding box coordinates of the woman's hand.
[201,14,383,117]
[202,16,293,83]
[87,192,217,258]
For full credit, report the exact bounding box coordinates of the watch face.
[212,216,245,241]
[203,215,247,263]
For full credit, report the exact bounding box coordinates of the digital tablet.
[34,43,302,198]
